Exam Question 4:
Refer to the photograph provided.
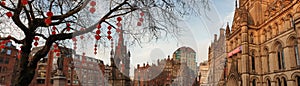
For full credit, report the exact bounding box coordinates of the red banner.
[227,46,242,58]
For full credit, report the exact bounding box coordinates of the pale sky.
[111,0,235,77]
[3,0,235,77]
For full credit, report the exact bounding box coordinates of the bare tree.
[0,0,208,85]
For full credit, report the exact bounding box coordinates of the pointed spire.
[226,22,231,37]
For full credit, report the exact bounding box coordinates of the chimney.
[214,34,217,42]
[220,28,225,36]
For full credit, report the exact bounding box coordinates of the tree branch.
[0,2,15,11]
[51,0,90,20]
[0,36,23,44]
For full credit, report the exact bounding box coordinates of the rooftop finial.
[235,0,238,8]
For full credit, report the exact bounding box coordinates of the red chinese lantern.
[90,1,96,6]
[107,26,112,30]
[80,35,84,39]
[107,35,112,40]
[21,0,28,5]
[6,12,13,18]
[97,24,101,29]
[107,31,111,34]
[34,42,38,46]
[66,27,71,31]
[53,44,58,48]
[137,22,142,26]
[117,17,122,21]
[52,31,56,35]
[56,53,60,56]
[44,18,52,25]
[139,18,144,22]
[33,36,39,47]
[72,37,77,50]
[72,37,77,41]
[52,26,57,30]
[34,37,39,41]
[96,30,101,34]
[90,7,96,13]
[1,1,6,6]
[46,11,53,17]
[140,12,144,16]
[117,22,122,27]
[95,35,101,40]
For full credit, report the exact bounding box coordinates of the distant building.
[172,46,197,75]
[0,41,18,86]
[206,28,227,86]
[199,61,209,86]
[133,55,199,86]
[29,47,104,86]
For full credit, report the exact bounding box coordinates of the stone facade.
[206,28,227,86]
[199,61,209,86]
[133,56,199,86]
[224,0,300,86]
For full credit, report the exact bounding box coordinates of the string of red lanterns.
[137,12,144,26]
[33,36,39,47]
[89,1,96,13]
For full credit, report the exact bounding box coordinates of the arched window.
[277,44,285,69]
[282,77,287,86]
[250,33,254,44]
[264,30,267,41]
[265,48,270,72]
[290,15,294,28]
[294,39,299,66]
[267,79,271,86]
[251,51,255,71]
[277,78,281,86]
[252,79,256,86]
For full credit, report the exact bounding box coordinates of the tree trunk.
[13,66,37,86]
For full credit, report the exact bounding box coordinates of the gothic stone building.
[105,29,131,86]
[133,56,198,86]
[225,0,300,86]
[206,28,227,86]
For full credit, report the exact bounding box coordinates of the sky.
[117,0,236,77]
[1,0,236,78]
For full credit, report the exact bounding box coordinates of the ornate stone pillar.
[269,52,277,72]
[241,19,249,86]
[283,47,292,70]
[261,55,267,73]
